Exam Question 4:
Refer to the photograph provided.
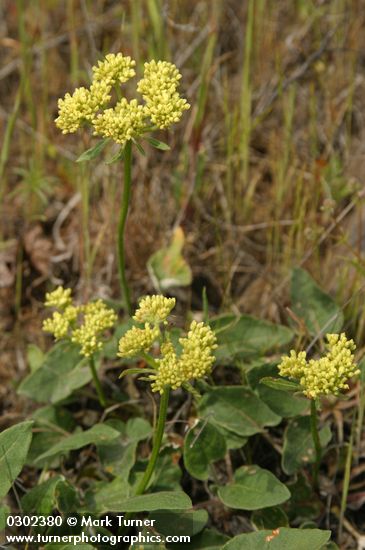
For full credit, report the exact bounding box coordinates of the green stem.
[310,399,321,488]
[89,355,107,408]
[119,388,170,535]
[117,140,133,315]
[136,387,170,495]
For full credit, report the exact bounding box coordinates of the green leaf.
[222,528,331,549]
[211,315,294,364]
[251,506,289,530]
[134,140,146,155]
[85,477,191,513]
[184,421,226,481]
[150,509,208,537]
[248,364,308,418]
[199,386,281,437]
[218,465,290,510]
[0,504,10,532]
[257,385,308,418]
[21,475,64,514]
[121,492,192,513]
[18,342,91,404]
[260,377,301,392]
[0,421,33,499]
[84,476,130,513]
[146,136,170,150]
[27,344,45,372]
[45,545,96,550]
[170,528,229,550]
[105,146,124,164]
[26,406,75,467]
[216,427,247,450]
[76,138,109,162]
[35,423,120,462]
[147,226,192,290]
[282,416,332,475]
[291,268,343,335]
[97,418,152,477]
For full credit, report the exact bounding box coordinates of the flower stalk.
[117,141,133,315]
[310,399,321,488]
[136,387,170,495]
[89,355,107,408]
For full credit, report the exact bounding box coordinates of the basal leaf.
[218,465,290,510]
[0,421,33,499]
[18,342,91,404]
[35,424,120,462]
[291,268,343,335]
[199,386,281,437]
[222,528,331,549]
[211,315,294,364]
[21,475,64,515]
[282,416,332,475]
[184,421,226,481]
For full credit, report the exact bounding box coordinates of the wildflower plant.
[118,295,217,498]
[276,332,360,486]
[55,53,190,314]
[43,286,117,407]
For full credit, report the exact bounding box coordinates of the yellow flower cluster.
[133,295,176,325]
[45,286,72,309]
[71,301,117,357]
[149,321,218,394]
[278,333,360,399]
[55,52,189,144]
[92,53,136,85]
[93,98,146,145]
[137,60,190,129]
[43,288,117,357]
[55,81,111,134]
[117,295,217,394]
[118,323,160,358]
[43,305,78,341]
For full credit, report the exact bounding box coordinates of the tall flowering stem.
[278,332,360,489]
[89,355,107,408]
[136,387,170,495]
[310,399,321,488]
[118,141,133,315]
[55,54,190,308]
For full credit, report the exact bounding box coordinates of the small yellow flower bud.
[137,60,190,130]
[133,295,176,325]
[45,286,73,309]
[92,53,136,85]
[278,333,359,399]
[118,323,160,358]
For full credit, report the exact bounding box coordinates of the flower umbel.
[55,53,189,141]
[137,60,190,129]
[42,288,117,357]
[45,286,73,309]
[118,296,217,394]
[133,295,176,325]
[92,53,136,85]
[118,323,160,358]
[93,98,146,146]
[71,301,117,357]
[278,333,359,399]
